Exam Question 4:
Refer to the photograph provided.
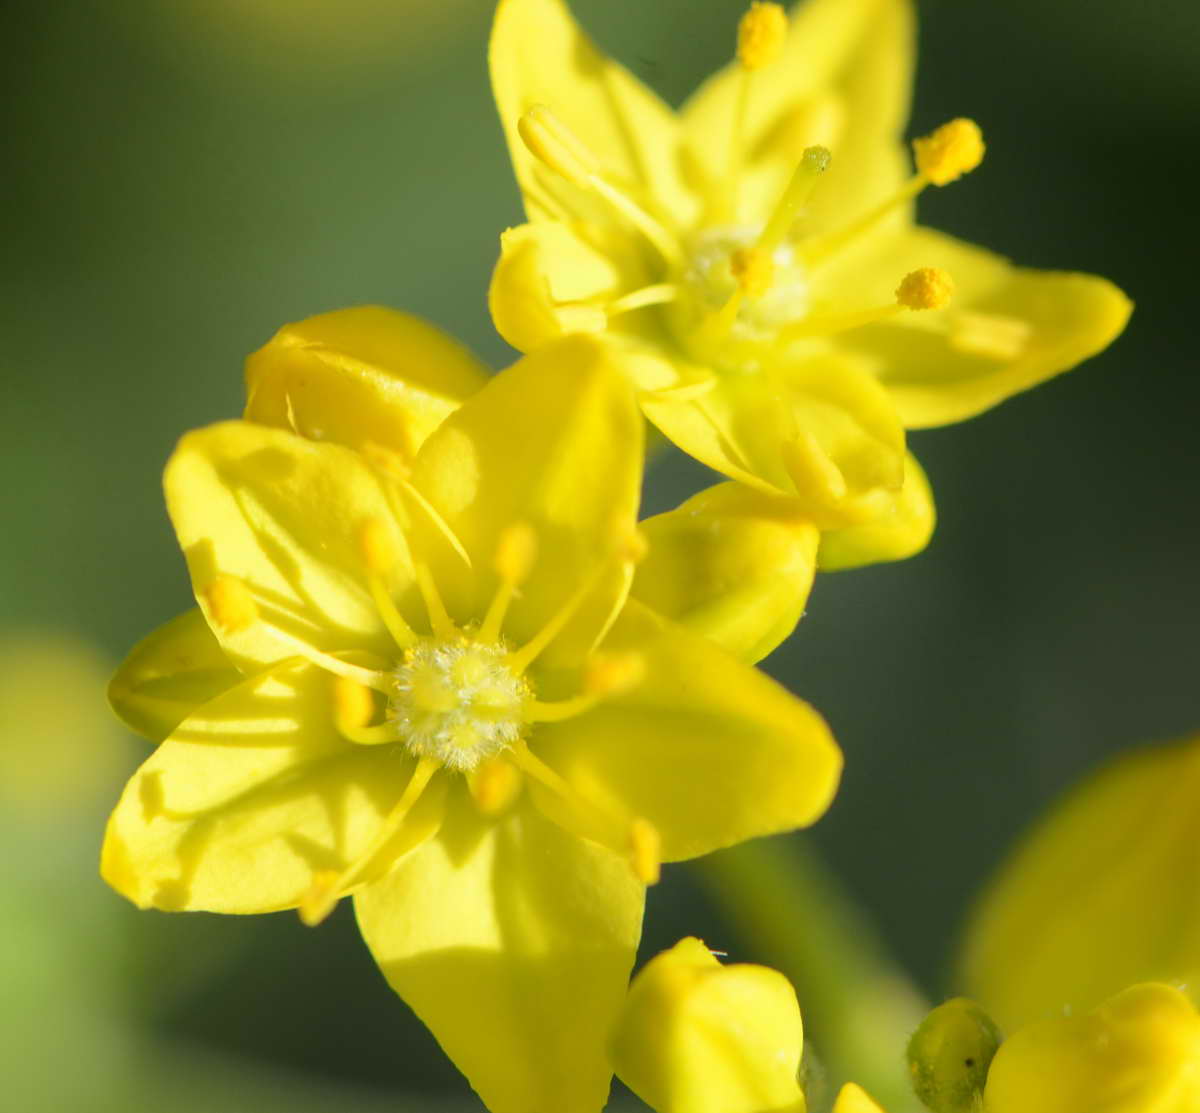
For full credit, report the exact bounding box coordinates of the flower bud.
[632,482,819,664]
[244,305,487,457]
[610,938,807,1113]
[907,998,1002,1113]
[984,983,1200,1113]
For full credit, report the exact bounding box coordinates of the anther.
[731,247,775,299]
[737,2,788,71]
[495,521,537,586]
[913,118,985,186]
[359,517,398,577]
[584,651,645,698]
[469,757,523,816]
[896,267,955,311]
[333,675,375,730]
[203,575,259,633]
[518,104,599,189]
[629,817,662,885]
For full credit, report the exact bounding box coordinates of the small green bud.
[907,997,1002,1113]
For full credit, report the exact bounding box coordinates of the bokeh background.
[3,0,1198,1108]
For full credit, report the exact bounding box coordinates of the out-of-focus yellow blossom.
[610,937,807,1113]
[959,733,1200,1032]
[103,334,841,1113]
[907,998,1002,1113]
[489,0,1130,542]
[983,983,1200,1113]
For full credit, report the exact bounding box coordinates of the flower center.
[669,224,811,370]
[389,637,531,772]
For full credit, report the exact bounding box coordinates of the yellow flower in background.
[489,0,1130,537]
[610,937,808,1113]
[983,983,1200,1113]
[103,334,842,1113]
[958,733,1200,1033]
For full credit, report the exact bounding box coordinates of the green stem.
[690,837,928,1113]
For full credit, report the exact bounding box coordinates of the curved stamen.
[479,522,537,644]
[299,755,441,926]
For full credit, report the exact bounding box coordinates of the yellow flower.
[983,983,1200,1113]
[610,937,808,1113]
[959,732,1200,1033]
[488,0,1130,537]
[103,334,841,1113]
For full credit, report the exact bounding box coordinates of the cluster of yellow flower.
[102,1,1186,1112]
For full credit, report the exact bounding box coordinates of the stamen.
[479,522,538,644]
[508,740,659,885]
[895,267,955,310]
[777,267,954,340]
[724,4,789,220]
[363,442,470,569]
[781,429,849,503]
[272,632,392,692]
[629,817,662,885]
[203,575,259,633]
[525,650,645,723]
[804,121,983,265]
[414,562,457,641]
[333,675,375,730]
[299,756,440,926]
[730,247,775,299]
[737,2,788,71]
[469,757,524,816]
[913,117,985,186]
[359,518,418,650]
[518,105,682,265]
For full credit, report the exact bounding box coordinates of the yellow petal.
[490,0,693,226]
[832,1082,888,1113]
[682,0,914,232]
[244,305,488,461]
[165,420,410,668]
[984,984,1200,1113]
[108,608,241,742]
[355,796,643,1113]
[959,734,1200,1032]
[817,450,934,570]
[823,227,1133,427]
[611,937,807,1113]
[101,660,445,914]
[640,355,906,524]
[489,222,628,353]
[410,335,643,668]
[633,481,819,663]
[531,600,841,861]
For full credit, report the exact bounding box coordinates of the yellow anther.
[333,675,375,730]
[203,575,259,633]
[584,651,645,698]
[359,517,397,576]
[469,757,523,816]
[518,104,598,189]
[495,521,538,585]
[913,118,985,186]
[730,246,775,299]
[737,2,788,70]
[362,440,411,477]
[629,817,662,885]
[298,870,340,927]
[896,267,955,311]
[613,523,649,565]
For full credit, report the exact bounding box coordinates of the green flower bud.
[609,937,807,1113]
[907,997,1001,1113]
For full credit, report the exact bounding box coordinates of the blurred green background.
[3,0,1198,1109]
